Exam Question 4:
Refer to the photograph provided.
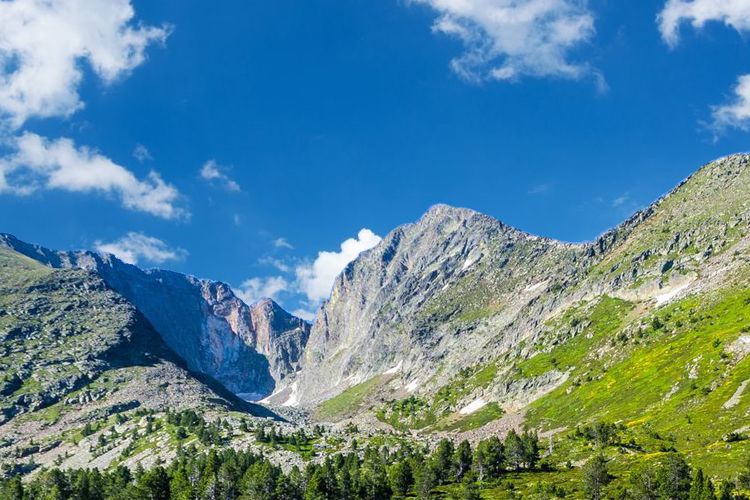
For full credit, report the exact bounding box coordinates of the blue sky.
[0,0,749,318]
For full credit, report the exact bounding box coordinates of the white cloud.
[656,1,750,133]
[658,0,750,48]
[132,144,152,162]
[273,237,294,249]
[0,0,169,128]
[0,132,187,219]
[200,160,240,192]
[237,228,381,320]
[235,276,289,305]
[295,228,382,303]
[95,232,187,265]
[292,308,317,322]
[412,0,597,82]
[711,74,750,132]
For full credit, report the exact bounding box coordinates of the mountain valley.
[2,154,750,498]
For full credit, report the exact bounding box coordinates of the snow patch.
[383,361,403,375]
[282,381,300,407]
[524,281,546,293]
[461,258,475,271]
[441,283,450,292]
[459,397,487,415]
[655,282,691,306]
[405,379,420,393]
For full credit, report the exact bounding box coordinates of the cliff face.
[0,235,310,400]
[0,246,247,425]
[294,204,588,405]
[291,154,750,413]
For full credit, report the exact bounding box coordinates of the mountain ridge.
[0,234,310,400]
[282,153,750,412]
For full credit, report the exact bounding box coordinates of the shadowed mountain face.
[0,235,310,400]
[0,247,249,425]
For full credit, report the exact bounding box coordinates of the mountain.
[0,235,310,400]
[277,154,750,452]
[290,203,587,407]
[2,154,750,495]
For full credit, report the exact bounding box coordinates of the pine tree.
[241,460,278,500]
[474,436,504,480]
[504,430,525,471]
[454,440,473,481]
[582,455,611,500]
[431,439,455,484]
[658,453,692,500]
[388,459,413,497]
[415,460,438,500]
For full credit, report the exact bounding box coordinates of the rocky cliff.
[0,235,310,400]
[290,154,750,417]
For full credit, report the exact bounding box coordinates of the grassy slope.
[527,289,750,471]
[315,376,385,421]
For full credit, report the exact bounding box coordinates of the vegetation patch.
[315,375,383,421]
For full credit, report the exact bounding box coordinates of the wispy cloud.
[132,144,153,163]
[528,183,551,195]
[612,192,630,208]
[0,132,188,219]
[0,0,170,128]
[200,160,240,192]
[411,0,598,84]
[273,237,294,249]
[95,232,187,265]
[259,256,293,273]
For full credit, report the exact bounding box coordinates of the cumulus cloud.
[0,132,187,219]
[658,0,750,47]
[295,228,382,303]
[0,0,170,128]
[235,276,290,305]
[200,160,240,192]
[95,232,187,265]
[711,74,750,132]
[236,228,382,320]
[657,1,750,133]
[412,0,597,83]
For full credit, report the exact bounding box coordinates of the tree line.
[0,430,541,499]
[2,428,749,499]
